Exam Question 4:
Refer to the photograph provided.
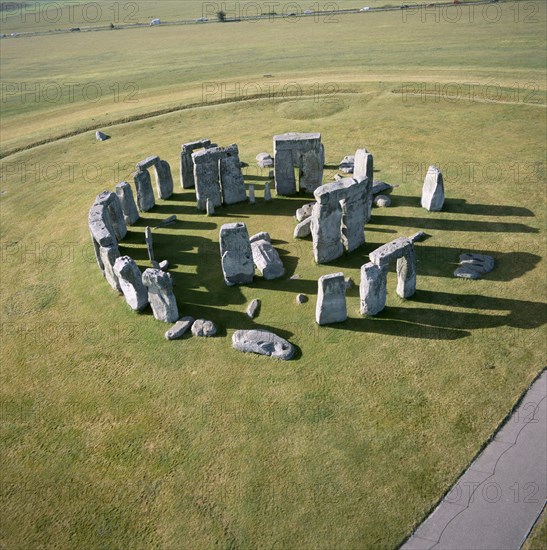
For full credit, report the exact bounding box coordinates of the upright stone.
[94,191,127,241]
[300,148,323,193]
[180,139,211,189]
[340,178,367,253]
[88,203,117,272]
[354,149,374,221]
[264,182,272,202]
[360,262,388,315]
[133,169,155,212]
[219,145,246,205]
[248,185,255,204]
[251,239,285,280]
[145,227,155,263]
[396,246,417,298]
[113,256,148,311]
[421,165,444,211]
[273,148,296,195]
[311,183,344,264]
[136,155,159,171]
[115,181,139,225]
[99,244,121,292]
[152,159,174,200]
[219,222,254,286]
[142,268,179,323]
[193,148,222,210]
[316,272,347,325]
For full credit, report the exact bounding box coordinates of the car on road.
[360,7,370,11]
[195,17,208,22]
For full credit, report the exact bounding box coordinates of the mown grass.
[0,2,546,549]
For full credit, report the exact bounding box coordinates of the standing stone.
[219,223,254,286]
[180,139,211,189]
[264,182,272,202]
[354,149,374,221]
[206,198,215,216]
[152,159,174,200]
[248,185,255,204]
[99,244,121,292]
[193,148,222,210]
[300,148,323,193]
[340,179,367,253]
[113,256,148,311]
[360,262,388,315]
[145,227,155,263]
[142,268,179,323]
[133,169,155,212]
[115,181,139,225]
[88,203,117,273]
[94,191,127,241]
[311,188,344,264]
[421,165,444,211]
[219,145,246,205]
[251,239,285,280]
[316,272,347,325]
[136,156,160,171]
[294,217,312,239]
[396,246,417,298]
[249,232,271,244]
[273,148,296,195]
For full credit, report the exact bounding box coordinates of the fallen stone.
[459,253,495,274]
[264,182,272,202]
[251,239,285,280]
[154,215,177,229]
[142,268,178,323]
[409,231,428,243]
[191,319,217,337]
[232,329,295,360]
[96,131,109,141]
[159,260,169,271]
[339,155,354,173]
[294,217,312,239]
[454,266,482,280]
[316,272,347,325]
[372,180,395,195]
[113,256,148,311]
[296,293,308,304]
[374,195,391,208]
[164,316,194,340]
[396,246,417,298]
[295,202,315,222]
[250,232,271,244]
[256,152,274,168]
[246,299,261,319]
[421,165,444,211]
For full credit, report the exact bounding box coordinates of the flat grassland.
[1,2,546,548]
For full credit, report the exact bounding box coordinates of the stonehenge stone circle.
[180,139,211,189]
[360,263,388,316]
[142,268,179,323]
[113,256,149,311]
[232,329,295,360]
[273,132,323,195]
[251,238,285,280]
[165,316,194,340]
[219,222,254,286]
[316,272,347,325]
[421,165,444,211]
[133,169,155,212]
[115,181,139,225]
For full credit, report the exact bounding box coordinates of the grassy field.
[1,2,546,548]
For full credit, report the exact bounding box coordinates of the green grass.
[0,2,546,548]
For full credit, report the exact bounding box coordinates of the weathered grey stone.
[256,152,272,162]
[99,244,122,292]
[251,239,285,280]
[152,159,174,200]
[159,260,169,271]
[459,253,495,274]
[219,146,246,205]
[409,231,427,243]
[115,182,139,225]
[246,299,261,319]
[372,180,395,195]
[264,182,272,202]
[96,130,109,141]
[360,262,388,315]
[290,274,302,280]
[165,316,194,340]
[345,277,355,290]
[296,293,308,304]
[248,184,255,204]
[180,139,211,189]
[193,148,222,210]
[206,198,215,216]
[354,149,374,221]
[136,155,159,171]
[339,155,354,173]
[145,227,155,263]
[295,202,315,222]
[133,169,155,212]
[219,223,254,286]
[113,256,148,311]
[316,272,347,325]
[232,329,295,360]
[249,232,271,244]
[454,265,482,279]
[421,165,444,211]
[273,148,296,195]
[94,191,127,241]
[396,246,416,298]
[294,217,312,239]
[300,147,323,194]
[369,237,412,267]
[88,203,116,272]
[191,319,217,337]
[142,268,178,323]
[256,152,273,168]
[154,215,177,229]
[374,195,391,208]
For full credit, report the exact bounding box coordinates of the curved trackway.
[401,369,547,550]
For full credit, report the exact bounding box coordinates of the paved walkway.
[402,370,546,550]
